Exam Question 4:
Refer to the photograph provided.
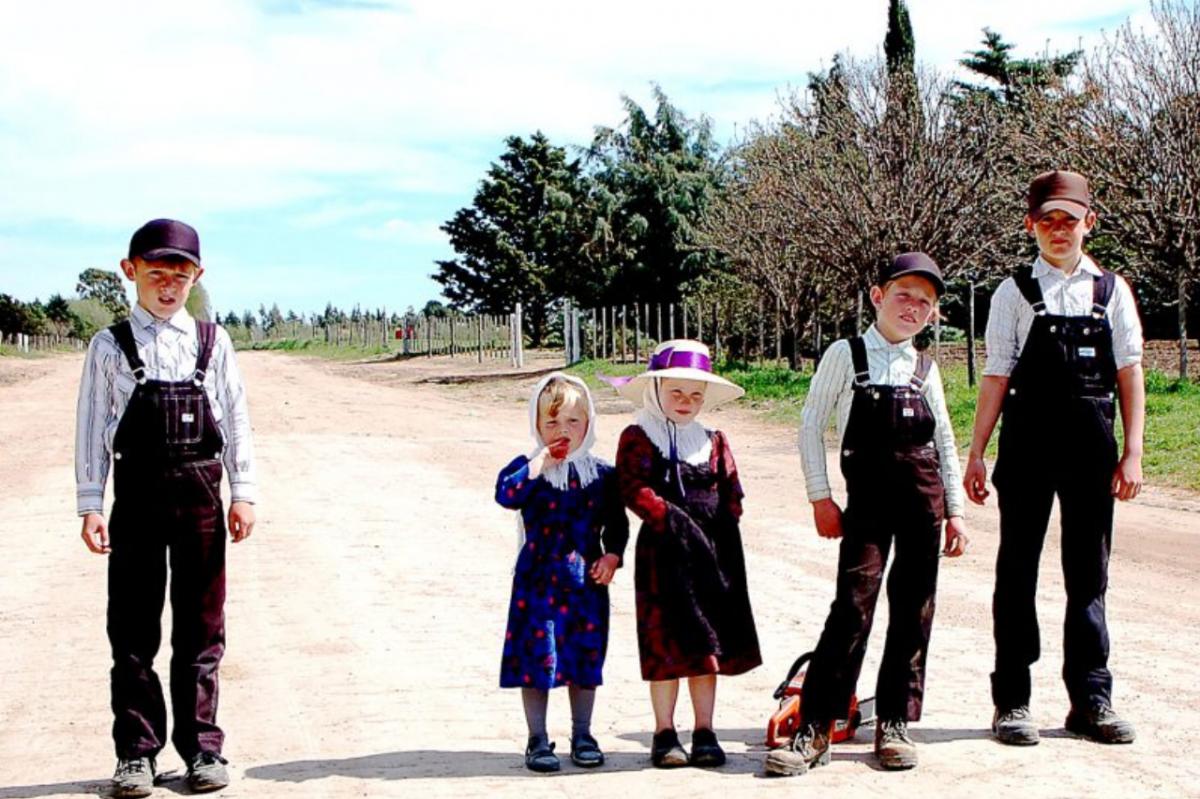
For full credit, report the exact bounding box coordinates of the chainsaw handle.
[772,652,814,700]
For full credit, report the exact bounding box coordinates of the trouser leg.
[108,504,169,759]
[875,520,941,721]
[800,517,889,726]
[168,471,227,760]
[1058,470,1114,710]
[991,476,1055,710]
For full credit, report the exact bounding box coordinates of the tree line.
[433,0,1200,378]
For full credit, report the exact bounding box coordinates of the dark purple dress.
[616,425,762,681]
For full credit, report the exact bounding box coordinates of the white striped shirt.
[984,254,1143,377]
[75,304,257,515]
[798,325,965,517]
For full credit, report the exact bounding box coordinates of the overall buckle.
[131,366,148,385]
[192,368,207,387]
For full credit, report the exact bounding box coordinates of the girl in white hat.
[495,373,629,773]
[608,340,761,769]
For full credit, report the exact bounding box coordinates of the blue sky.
[0,0,1148,319]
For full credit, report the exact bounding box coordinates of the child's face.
[1025,209,1096,268]
[538,397,589,457]
[659,378,707,424]
[870,275,938,343]
[120,256,202,320]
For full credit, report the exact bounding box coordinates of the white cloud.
[0,0,1156,310]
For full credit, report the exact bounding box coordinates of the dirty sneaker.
[875,719,918,770]
[764,722,831,777]
[1065,703,1136,744]
[993,705,1040,746]
[112,756,156,798]
[186,752,230,793]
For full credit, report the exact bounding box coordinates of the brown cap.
[1027,170,1090,219]
[878,252,945,296]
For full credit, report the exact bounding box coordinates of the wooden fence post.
[633,301,641,364]
[669,302,676,339]
[758,297,765,366]
[712,302,721,362]
[620,305,627,364]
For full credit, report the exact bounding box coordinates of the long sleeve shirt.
[75,304,257,515]
[798,324,966,518]
[984,254,1143,377]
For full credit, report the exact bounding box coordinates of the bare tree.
[704,57,1027,363]
[1048,0,1200,378]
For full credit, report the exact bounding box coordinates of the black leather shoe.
[690,728,726,768]
[570,732,605,767]
[651,728,689,768]
[525,735,561,773]
[1065,703,1136,744]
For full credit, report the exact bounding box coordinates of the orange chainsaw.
[765,652,876,747]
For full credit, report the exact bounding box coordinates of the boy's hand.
[1112,453,1143,501]
[229,501,256,542]
[963,453,990,505]
[943,516,969,558]
[589,553,620,585]
[812,498,844,539]
[80,513,110,554]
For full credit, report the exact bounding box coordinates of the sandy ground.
[1,350,1198,799]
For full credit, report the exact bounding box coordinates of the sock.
[521,688,549,740]
[569,686,596,738]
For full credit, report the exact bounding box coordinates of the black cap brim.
[138,248,202,268]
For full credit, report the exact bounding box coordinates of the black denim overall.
[991,266,1119,712]
[107,319,228,760]
[801,337,945,725]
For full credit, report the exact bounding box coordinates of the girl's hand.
[589,553,620,585]
[943,516,969,558]
[547,436,571,461]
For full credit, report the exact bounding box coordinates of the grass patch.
[570,357,1199,491]
[236,338,398,361]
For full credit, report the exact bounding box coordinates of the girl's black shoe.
[651,728,689,768]
[690,728,726,768]
[570,733,605,767]
[524,736,560,773]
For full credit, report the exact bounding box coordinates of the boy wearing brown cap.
[766,253,969,776]
[964,170,1144,746]
[75,219,257,796]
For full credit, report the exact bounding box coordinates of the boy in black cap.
[964,170,1144,746]
[75,219,257,796]
[766,253,969,776]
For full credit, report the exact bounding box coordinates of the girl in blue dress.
[495,373,629,773]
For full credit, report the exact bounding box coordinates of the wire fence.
[1,332,86,353]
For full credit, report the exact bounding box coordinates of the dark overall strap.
[1013,265,1047,315]
[848,336,871,388]
[193,321,218,384]
[108,320,148,383]
[1092,269,1116,318]
[909,352,932,392]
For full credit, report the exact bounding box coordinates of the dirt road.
[1,351,1197,798]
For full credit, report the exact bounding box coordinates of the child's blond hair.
[537,377,589,421]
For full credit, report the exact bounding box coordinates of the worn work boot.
[763,722,831,777]
[875,719,918,770]
[1065,703,1136,744]
[993,705,1040,746]
[112,757,156,798]
[186,752,231,792]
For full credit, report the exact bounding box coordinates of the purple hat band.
[599,347,713,389]
[649,347,712,372]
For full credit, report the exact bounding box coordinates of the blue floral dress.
[495,456,629,689]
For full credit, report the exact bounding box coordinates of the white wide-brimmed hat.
[604,339,744,408]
